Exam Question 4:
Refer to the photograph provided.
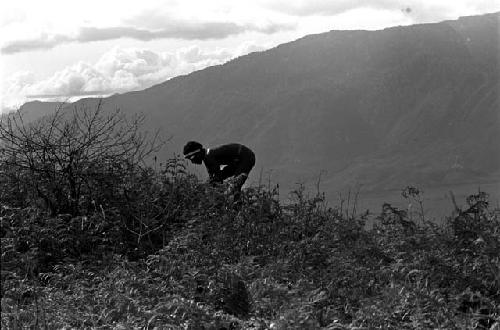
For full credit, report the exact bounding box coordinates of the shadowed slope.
[15,12,500,191]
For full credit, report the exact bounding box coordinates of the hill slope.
[17,12,500,192]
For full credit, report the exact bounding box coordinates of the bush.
[0,101,162,216]
[2,108,499,328]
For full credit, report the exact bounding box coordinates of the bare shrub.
[0,100,162,215]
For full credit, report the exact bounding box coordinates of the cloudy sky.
[1,0,499,112]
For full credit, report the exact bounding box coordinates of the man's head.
[183,141,205,164]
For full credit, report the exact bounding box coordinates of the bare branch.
[1,100,165,215]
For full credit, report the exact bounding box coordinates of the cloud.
[263,0,393,16]
[2,43,268,110]
[1,19,293,54]
[261,0,500,22]
[77,22,254,42]
[0,8,27,27]
[1,34,72,54]
[2,0,498,56]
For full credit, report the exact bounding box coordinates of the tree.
[0,100,163,215]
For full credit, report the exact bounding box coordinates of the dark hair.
[183,141,203,155]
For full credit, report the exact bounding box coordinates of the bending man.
[183,141,256,193]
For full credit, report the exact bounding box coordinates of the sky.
[1,0,499,113]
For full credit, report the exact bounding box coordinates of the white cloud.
[2,43,268,110]
[178,46,231,63]
[2,0,497,55]
[1,22,292,54]
[0,7,26,27]
[260,0,500,18]
[2,0,498,112]
[0,0,294,55]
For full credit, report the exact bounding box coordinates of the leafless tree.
[0,100,163,215]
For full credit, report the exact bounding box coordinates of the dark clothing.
[203,143,255,185]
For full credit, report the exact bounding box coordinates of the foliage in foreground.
[1,106,499,329]
[1,167,499,329]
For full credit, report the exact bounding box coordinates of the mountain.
[14,12,500,194]
[10,101,64,123]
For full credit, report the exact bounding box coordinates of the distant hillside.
[15,12,500,192]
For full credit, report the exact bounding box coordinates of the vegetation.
[1,106,499,329]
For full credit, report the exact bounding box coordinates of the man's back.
[203,143,255,184]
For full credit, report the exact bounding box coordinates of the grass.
[1,165,499,329]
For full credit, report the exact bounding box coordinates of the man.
[183,141,255,193]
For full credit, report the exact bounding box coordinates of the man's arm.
[204,160,222,184]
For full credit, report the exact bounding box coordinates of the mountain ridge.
[13,12,500,192]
